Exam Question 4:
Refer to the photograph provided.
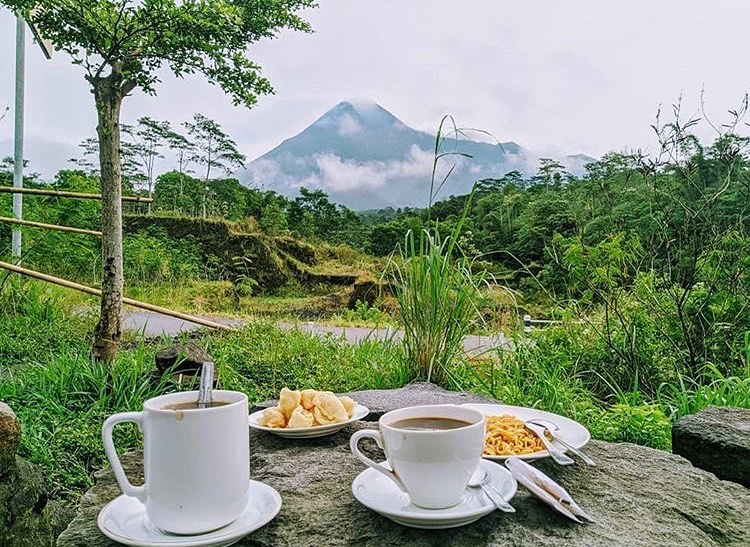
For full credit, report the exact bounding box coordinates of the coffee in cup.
[102,390,249,534]
[350,404,485,509]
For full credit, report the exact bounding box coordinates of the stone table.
[58,385,750,547]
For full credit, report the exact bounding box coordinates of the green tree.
[69,135,141,192]
[165,129,195,175]
[185,113,247,181]
[2,0,314,360]
[126,117,173,202]
[534,157,568,188]
[259,198,288,235]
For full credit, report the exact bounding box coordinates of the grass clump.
[388,228,487,384]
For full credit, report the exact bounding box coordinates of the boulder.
[672,406,750,487]
[0,402,73,547]
[154,342,213,378]
[59,389,750,547]
[0,402,21,476]
[0,457,72,547]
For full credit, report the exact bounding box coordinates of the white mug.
[350,404,485,509]
[102,390,250,535]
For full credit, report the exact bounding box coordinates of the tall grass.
[388,227,486,383]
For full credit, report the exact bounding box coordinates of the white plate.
[97,481,281,547]
[248,404,370,438]
[462,403,590,461]
[351,459,517,529]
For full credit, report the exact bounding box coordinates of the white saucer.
[97,481,282,547]
[249,404,369,438]
[351,459,517,529]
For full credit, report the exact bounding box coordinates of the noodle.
[484,415,548,456]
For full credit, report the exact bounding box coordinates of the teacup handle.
[350,429,406,492]
[102,412,147,503]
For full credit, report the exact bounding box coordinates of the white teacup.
[350,404,485,509]
[102,390,250,535]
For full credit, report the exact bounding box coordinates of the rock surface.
[154,342,213,377]
[59,386,750,546]
[0,402,73,547]
[0,402,21,475]
[672,406,750,487]
[0,456,72,547]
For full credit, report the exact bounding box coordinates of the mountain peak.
[314,100,408,133]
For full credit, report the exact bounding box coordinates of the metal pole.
[12,16,25,258]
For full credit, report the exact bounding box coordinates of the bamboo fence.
[0,260,233,331]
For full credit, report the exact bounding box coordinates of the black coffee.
[162,401,231,411]
[391,417,472,431]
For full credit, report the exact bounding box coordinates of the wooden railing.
[0,187,229,331]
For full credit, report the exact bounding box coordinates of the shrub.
[588,403,671,450]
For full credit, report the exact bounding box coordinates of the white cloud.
[310,145,437,192]
[335,113,362,136]
[243,158,282,188]
[313,155,386,191]
[7,1,749,181]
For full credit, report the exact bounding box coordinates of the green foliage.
[122,228,203,284]
[657,363,750,418]
[588,404,672,450]
[338,300,392,325]
[7,0,315,108]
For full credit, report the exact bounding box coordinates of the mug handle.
[102,412,147,503]
[350,429,406,492]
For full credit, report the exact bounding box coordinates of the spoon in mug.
[467,468,516,513]
[197,362,214,409]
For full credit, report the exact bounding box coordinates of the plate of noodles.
[462,403,590,461]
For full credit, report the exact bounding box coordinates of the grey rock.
[0,401,21,475]
[0,456,71,547]
[251,381,498,418]
[154,342,213,378]
[672,406,750,487]
[56,432,750,547]
[59,389,750,547]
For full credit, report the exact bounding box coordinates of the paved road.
[123,310,508,356]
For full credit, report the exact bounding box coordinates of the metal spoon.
[197,361,214,409]
[467,468,516,513]
[527,419,596,467]
[524,421,575,465]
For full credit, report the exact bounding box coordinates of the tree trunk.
[92,72,125,362]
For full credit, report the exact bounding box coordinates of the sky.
[1,0,749,180]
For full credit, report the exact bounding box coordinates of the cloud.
[335,113,362,136]
[0,136,78,178]
[312,145,436,192]
[243,145,438,194]
[242,157,283,189]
